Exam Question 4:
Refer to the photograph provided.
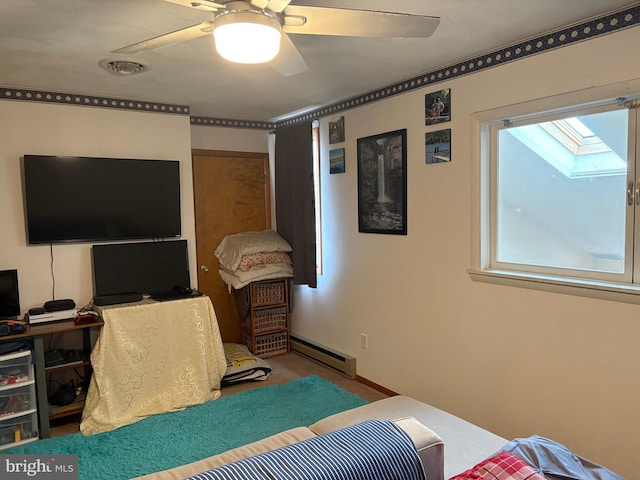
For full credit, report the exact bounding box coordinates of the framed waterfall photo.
[357,129,407,235]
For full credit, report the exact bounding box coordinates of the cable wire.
[50,243,55,300]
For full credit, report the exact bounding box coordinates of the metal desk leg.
[33,335,50,439]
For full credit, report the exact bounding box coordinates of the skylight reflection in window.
[506,109,627,179]
[564,117,595,138]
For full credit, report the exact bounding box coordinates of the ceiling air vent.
[99,59,148,76]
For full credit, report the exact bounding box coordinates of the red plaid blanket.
[449,450,545,480]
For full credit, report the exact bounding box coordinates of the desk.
[0,318,104,439]
[80,295,226,435]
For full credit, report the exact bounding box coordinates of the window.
[472,94,640,302]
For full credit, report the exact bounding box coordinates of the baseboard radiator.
[290,335,356,379]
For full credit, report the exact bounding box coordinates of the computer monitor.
[92,240,191,298]
[0,269,20,320]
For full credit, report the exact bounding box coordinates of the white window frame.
[469,80,640,305]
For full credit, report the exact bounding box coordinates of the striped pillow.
[186,419,424,480]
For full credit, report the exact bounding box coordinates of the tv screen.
[0,269,20,320]
[92,240,191,298]
[22,155,181,244]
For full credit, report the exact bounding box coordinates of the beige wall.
[292,26,640,479]
[0,102,194,311]
[190,124,268,152]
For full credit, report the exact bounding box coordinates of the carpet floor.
[6,375,368,480]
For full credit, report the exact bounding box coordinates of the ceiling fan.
[111,0,440,77]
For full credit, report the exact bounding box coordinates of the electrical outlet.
[360,333,368,349]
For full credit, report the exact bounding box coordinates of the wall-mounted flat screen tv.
[22,155,181,244]
[0,269,20,320]
[92,240,191,298]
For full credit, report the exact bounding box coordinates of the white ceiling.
[0,1,637,123]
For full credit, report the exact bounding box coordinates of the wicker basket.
[244,306,287,334]
[250,280,286,307]
[245,331,288,358]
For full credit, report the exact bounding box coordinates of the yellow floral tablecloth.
[80,296,226,435]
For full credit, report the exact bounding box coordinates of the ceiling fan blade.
[250,0,270,9]
[270,32,308,77]
[164,0,225,11]
[282,6,440,38]
[250,0,291,13]
[111,22,214,54]
[264,0,292,13]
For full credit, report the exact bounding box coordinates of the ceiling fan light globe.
[213,11,282,64]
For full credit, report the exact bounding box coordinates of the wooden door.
[192,149,271,343]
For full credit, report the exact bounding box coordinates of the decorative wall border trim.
[190,116,276,130]
[2,3,639,130]
[275,2,640,129]
[0,87,190,115]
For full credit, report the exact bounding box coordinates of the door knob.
[200,265,209,272]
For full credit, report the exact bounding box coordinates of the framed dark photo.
[357,129,407,235]
[425,88,451,125]
[330,148,345,174]
[329,116,345,144]
[425,129,451,164]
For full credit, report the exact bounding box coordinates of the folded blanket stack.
[215,230,294,290]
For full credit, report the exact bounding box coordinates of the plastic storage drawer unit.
[0,350,33,387]
[0,416,37,447]
[0,350,38,450]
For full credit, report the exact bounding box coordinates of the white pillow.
[215,230,292,272]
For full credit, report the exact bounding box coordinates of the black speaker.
[44,299,76,312]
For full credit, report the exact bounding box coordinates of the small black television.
[0,269,20,320]
[92,240,191,298]
[22,155,181,244]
